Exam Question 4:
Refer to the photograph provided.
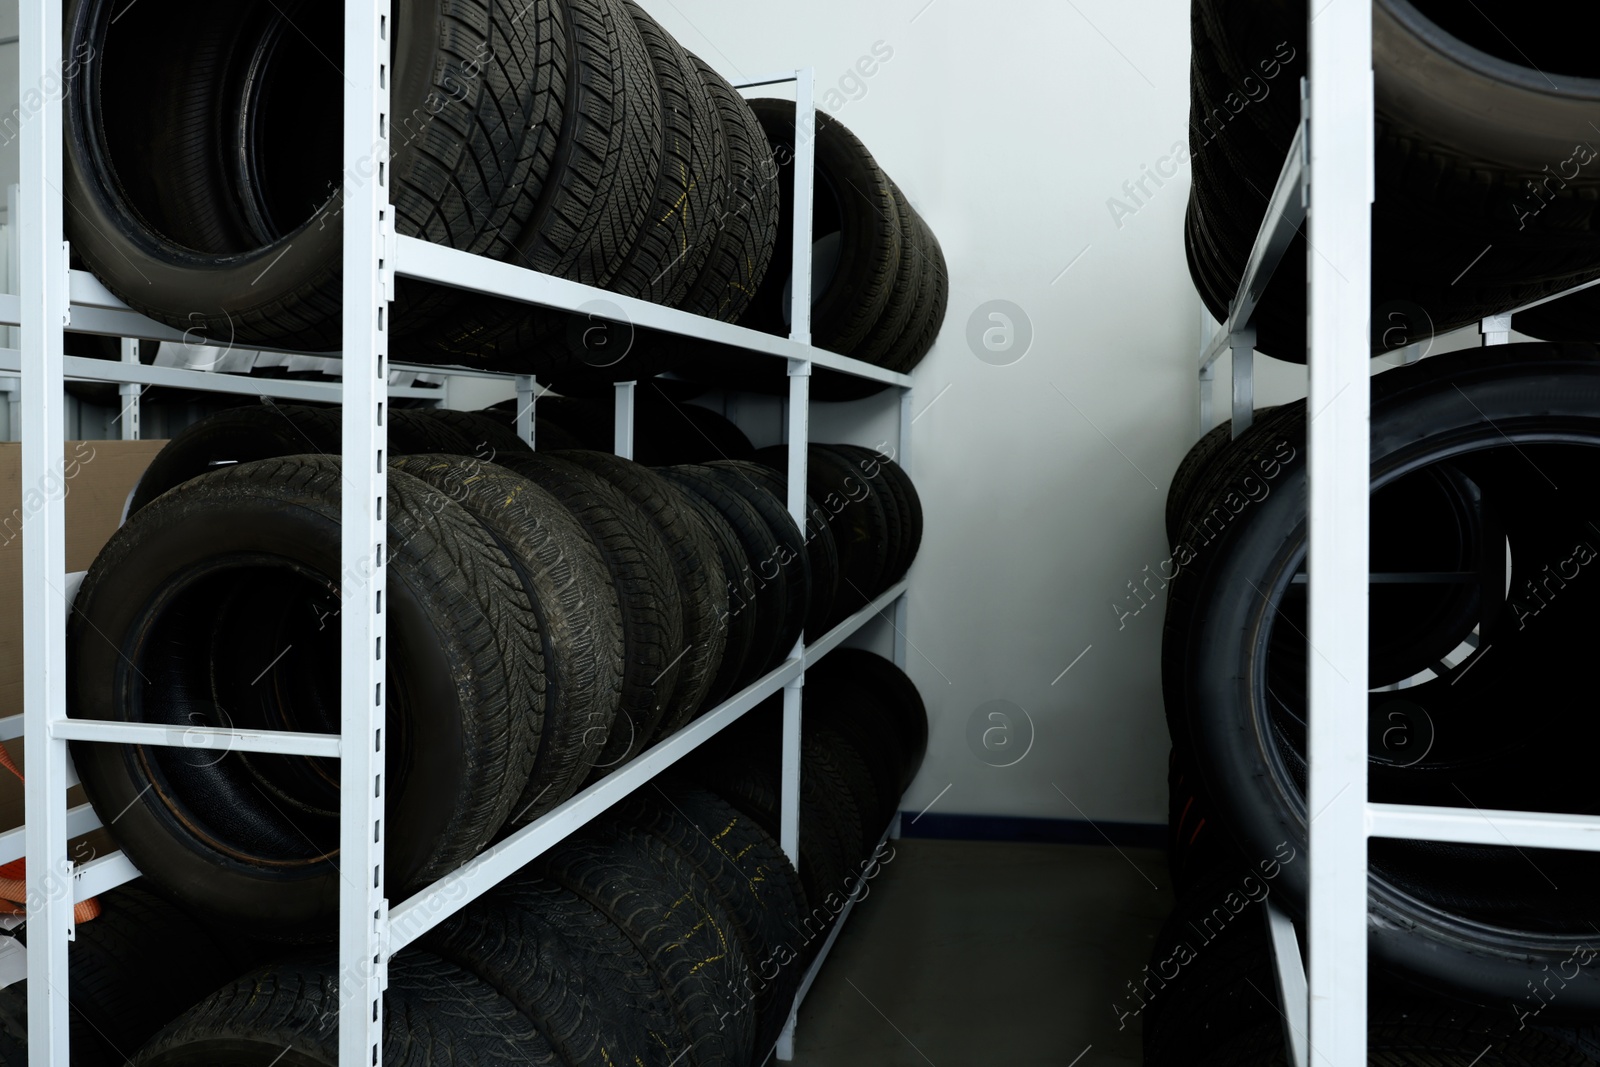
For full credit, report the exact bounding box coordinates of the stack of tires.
[65,403,923,942]
[673,102,950,400]
[64,0,948,397]
[34,671,919,1067]
[1186,0,1600,359]
[1157,343,1600,1060]
[0,881,267,1067]
[64,0,777,383]
[749,443,923,628]
[684,651,927,947]
[1138,870,1600,1067]
[57,782,795,1066]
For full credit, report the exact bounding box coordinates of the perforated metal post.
[614,380,636,458]
[21,0,75,1062]
[118,338,140,440]
[1305,2,1374,1063]
[339,0,392,1063]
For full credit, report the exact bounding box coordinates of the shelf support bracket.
[614,380,637,459]
[1264,901,1310,1067]
[514,374,537,448]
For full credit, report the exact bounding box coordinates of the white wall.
[655,0,1202,825]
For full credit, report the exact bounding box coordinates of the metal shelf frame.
[14,5,916,1064]
[1196,6,1600,1066]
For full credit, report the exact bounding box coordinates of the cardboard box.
[0,440,166,834]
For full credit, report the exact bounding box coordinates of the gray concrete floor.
[783,838,1172,1067]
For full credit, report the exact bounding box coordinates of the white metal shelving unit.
[13,4,917,1065]
[1197,6,1600,1066]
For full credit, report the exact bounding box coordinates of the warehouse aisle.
[786,839,1172,1066]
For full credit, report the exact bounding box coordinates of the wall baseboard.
[898,812,1166,849]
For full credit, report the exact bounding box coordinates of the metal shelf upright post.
[20,0,73,1062]
[336,0,392,1062]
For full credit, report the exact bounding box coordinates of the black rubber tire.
[389,455,625,821]
[660,782,808,1054]
[884,211,948,375]
[810,724,880,864]
[633,387,758,466]
[810,649,926,792]
[537,817,755,1067]
[1143,863,1600,1067]
[494,452,685,789]
[68,457,538,935]
[1188,0,1600,360]
[555,451,728,746]
[418,876,680,1067]
[850,444,922,583]
[1172,344,1600,1011]
[738,100,900,357]
[689,462,812,657]
[423,409,535,460]
[851,183,922,368]
[610,781,807,1057]
[389,408,479,454]
[1138,864,1292,1067]
[681,716,854,960]
[818,444,907,587]
[796,730,870,928]
[1165,418,1246,549]
[807,190,947,401]
[134,952,565,1067]
[126,403,342,514]
[608,2,725,307]
[65,0,565,352]
[674,56,780,325]
[754,444,889,621]
[0,989,22,1067]
[706,459,841,640]
[656,465,791,679]
[516,0,662,290]
[412,0,665,372]
[673,488,755,710]
[801,684,903,834]
[6,881,261,1067]
[1198,1009,1600,1067]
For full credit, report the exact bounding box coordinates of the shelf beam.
[388,658,801,950]
[391,236,910,387]
[0,803,99,866]
[386,578,908,952]
[49,721,341,758]
[1367,803,1600,851]
[1198,120,1307,373]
